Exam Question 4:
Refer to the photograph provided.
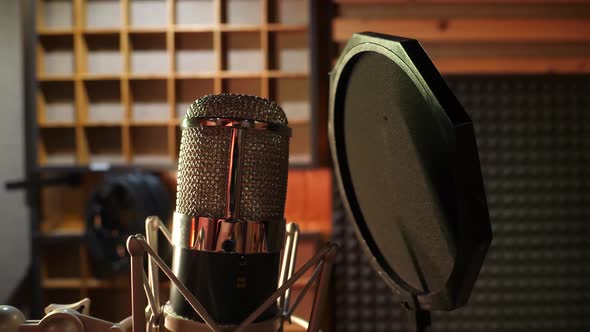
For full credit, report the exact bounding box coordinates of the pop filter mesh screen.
[341,52,456,294]
[332,75,590,331]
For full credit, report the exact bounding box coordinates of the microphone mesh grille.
[176,94,289,221]
[240,130,289,220]
[187,94,288,125]
[176,126,231,218]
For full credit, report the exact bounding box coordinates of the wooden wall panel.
[333,18,590,42]
[335,0,590,4]
[285,168,332,234]
[434,57,590,73]
[332,1,590,74]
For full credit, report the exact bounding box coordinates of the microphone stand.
[0,217,337,332]
[128,217,338,332]
[400,302,431,332]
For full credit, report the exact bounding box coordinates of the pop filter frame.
[329,32,492,313]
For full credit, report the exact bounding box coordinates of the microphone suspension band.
[171,212,285,254]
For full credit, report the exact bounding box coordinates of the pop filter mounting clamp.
[329,32,492,332]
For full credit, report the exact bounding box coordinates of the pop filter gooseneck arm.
[399,229,431,332]
[401,301,431,332]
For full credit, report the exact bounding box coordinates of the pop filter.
[329,32,492,321]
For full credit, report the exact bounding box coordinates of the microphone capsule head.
[176,94,290,222]
[186,94,288,125]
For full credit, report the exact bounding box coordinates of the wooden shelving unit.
[37,0,318,168]
[31,0,328,325]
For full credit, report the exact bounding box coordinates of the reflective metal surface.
[163,304,281,332]
[182,117,292,137]
[172,213,286,254]
[176,97,290,222]
[186,94,288,125]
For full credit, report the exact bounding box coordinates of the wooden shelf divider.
[73,0,85,164]
[167,0,177,161]
[121,0,131,163]
[36,0,316,167]
[213,0,223,94]
[260,0,269,98]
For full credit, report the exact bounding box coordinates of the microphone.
[2,93,332,332]
[167,94,290,326]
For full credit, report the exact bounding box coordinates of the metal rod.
[142,270,159,318]
[131,235,220,332]
[146,216,170,313]
[290,316,310,330]
[235,243,338,332]
[118,316,133,332]
[226,128,244,219]
[158,221,173,244]
[127,238,147,332]
[401,304,431,332]
[307,245,337,332]
[286,261,323,318]
[278,223,299,314]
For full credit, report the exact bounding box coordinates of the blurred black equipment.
[85,172,171,275]
[329,32,493,331]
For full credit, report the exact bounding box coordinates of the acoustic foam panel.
[332,75,590,332]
